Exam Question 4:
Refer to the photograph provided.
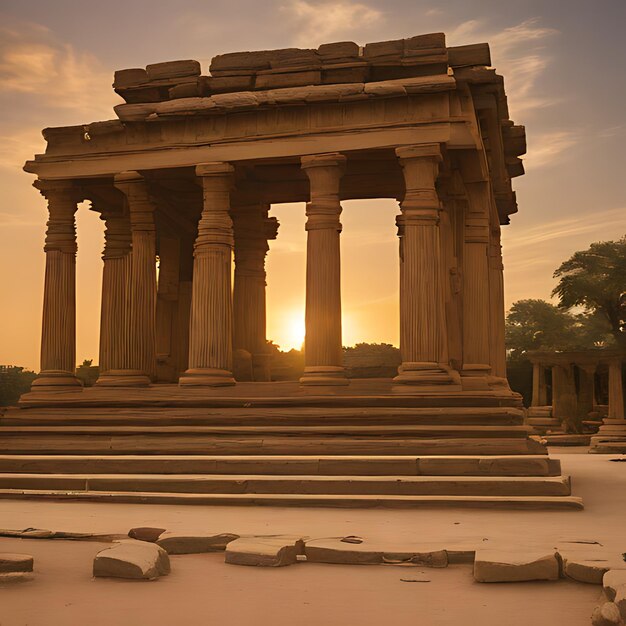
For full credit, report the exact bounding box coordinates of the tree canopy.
[552,236,626,348]
[505,299,614,362]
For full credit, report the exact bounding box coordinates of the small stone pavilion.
[1,33,583,509]
[528,350,626,453]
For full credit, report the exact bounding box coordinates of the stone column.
[577,362,597,422]
[300,153,348,386]
[488,221,508,383]
[31,180,83,390]
[552,363,578,432]
[232,203,279,382]
[393,144,458,390]
[608,358,625,420]
[179,162,236,386]
[94,208,137,385]
[460,181,493,389]
[531,362,542,407]
[113,172,157,384]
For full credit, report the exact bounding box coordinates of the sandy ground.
[0,449,622,626]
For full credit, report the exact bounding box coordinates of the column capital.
[36,179,81,255]
[34,178,83,203]
[99,209,132,260]
[395,143,442,162]
[301,152,347,171]
[302,153,345,232]
[114,172,155,233]
[196,162,235,178]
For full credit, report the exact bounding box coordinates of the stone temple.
[2,33,582,508]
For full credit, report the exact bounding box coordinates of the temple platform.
[0,379,582,509]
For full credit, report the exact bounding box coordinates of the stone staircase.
[0,400,583,509]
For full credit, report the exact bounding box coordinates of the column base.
[460,364,492,391]
[179,368,236,387]
[392,362,461,393]
[31,370,83,391]
[300,366,349,386]
[95,370,151,387]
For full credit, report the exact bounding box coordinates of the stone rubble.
[0,553,34,573]
[225,535,306,567]
[473,549,560,582]
[156,532,239,554]
[93,540,170,580]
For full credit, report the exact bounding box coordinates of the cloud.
[524,130,578,169]
[0,125,46,171]
[503,207,626,254]
[448,18,558,117]
[280,0,383,48]
[0,19,118,119]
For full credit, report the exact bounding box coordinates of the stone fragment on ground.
[304,538,448,567]
[605,570,626,601]
[615,585,626,621]
[225,535,305,567]
[128,527,166,542]
[591,602,623,626]
[0,572,34,584]
[0,553,34,573]
[157,532,239,554]
[473,549,559,582]
[93,540,170,580]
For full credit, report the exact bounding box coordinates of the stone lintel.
[395,143,442,161]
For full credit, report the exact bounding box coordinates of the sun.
[281,312,305,351]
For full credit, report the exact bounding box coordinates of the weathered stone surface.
[0,553,34,573]
[255,70,321,90]
[447,43,491,68]
[0,572,34,584]
[128,527,166,543]
[93,540,170,580]
[270,49,320,69]
[157,532,239,554]
[116,86,163,104]
[474,549,559,582]
[592,602,622,626]
[113,68,148,89]
[206,75,254,94]
[225,535,305,567]
[562,557,614,584]
[146,60,201,81]
[615,585,626,620]
[317,41,359,60]
[322,63,369,84]
[605,570,626,601]
[363,39,404,61]
[305,538,448,567]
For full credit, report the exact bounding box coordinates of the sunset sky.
[1,0,625,369]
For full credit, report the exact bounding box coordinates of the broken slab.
[93,540,170,580]
[473,549,559,582]
[128,527,166,543]
[562,556,621,584]
[592,602,623,626]
[146,60,201,81]
[0,553,33,573]
[605,570,626,601]
[156,532,239,554]
[0,572,34,584]
[305,538,448,567]
[225,535,305,567]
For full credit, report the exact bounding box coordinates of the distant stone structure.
[528,350,626,452]
[2,34,582,509]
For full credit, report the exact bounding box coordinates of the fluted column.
[232,203,279,382]
[393,144,459,390]
[94,208,137,385]
[531,362,547,407]
[113,171,157,384]
[488,221,508,384]
[608,358,625,420]
[300,153,348,386]
[31,180,82,390]
[179,162,235,386]
[460,181,492,389]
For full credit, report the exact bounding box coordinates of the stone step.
[0,473,572,496]
[2,406,526,427]
[526,418,561,427]
[589,435,626,454]
[0,424,533,437]
[0,454,561,476]
[0,434,545,456]
[0,489,584,509]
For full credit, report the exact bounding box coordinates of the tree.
[552,236,626,348]
[0,367,37,406]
